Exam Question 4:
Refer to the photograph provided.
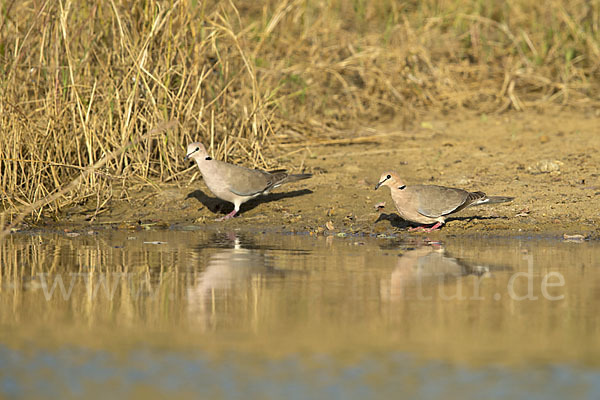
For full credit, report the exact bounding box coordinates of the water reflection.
[187,232,288,331]
[1,230,600,398]
[383,244,498,302]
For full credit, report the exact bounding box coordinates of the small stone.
[563,234,586,242]
[289,215,302,223]
[527,160,562,174]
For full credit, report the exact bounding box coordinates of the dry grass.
[1,0,599,225]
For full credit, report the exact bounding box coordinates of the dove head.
[185,142,211,162]
[375,171,405,190]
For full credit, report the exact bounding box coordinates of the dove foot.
[215,210,238,221]
[409,222,443,232]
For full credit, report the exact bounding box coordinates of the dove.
[375,171,513,232]
[185,142,311,220]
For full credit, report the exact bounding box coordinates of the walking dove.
[185,142,312,220]
[375,171,513,232]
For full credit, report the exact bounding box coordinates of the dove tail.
[279,174,312,185]
[269,172,312,190]
[472,195,514,206]
[484,196,514,204]
[284,173,312,183]
[461,191,513,209]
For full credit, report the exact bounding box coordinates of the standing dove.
[185,142,311,220]
[375,171,513,232]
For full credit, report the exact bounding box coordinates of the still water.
[0,229,599,398]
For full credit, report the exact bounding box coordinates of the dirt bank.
[49,108,600,238]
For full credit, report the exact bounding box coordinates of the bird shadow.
[186,188,313,216]
[375,213,508,230]
[446,215,508,223]
[375,213,413,229]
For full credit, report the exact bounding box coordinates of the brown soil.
[56,108,600,238]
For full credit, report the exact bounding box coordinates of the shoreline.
[4,109,599,241]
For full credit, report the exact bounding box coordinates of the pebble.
[527,160,562,174]
[563,234,586,242]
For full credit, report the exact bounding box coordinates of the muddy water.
[1,230,599,398]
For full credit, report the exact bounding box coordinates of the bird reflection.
[382,244,493,301]
[186,232,283,330]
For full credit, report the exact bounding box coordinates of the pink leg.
[215,209,238,221]
[423,222,443,232]
[409,222,443,232]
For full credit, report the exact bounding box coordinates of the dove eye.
[386,174,391,179]
[196,147,200,151]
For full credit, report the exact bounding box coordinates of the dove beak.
[375,177,388,190]
[184,149,198,161]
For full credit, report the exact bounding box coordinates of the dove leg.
[423,222,443,232]
[215,209,237,221]
[408,222,443,232]
[215,201,241,221]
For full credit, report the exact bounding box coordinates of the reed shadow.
[186,189,313,216]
